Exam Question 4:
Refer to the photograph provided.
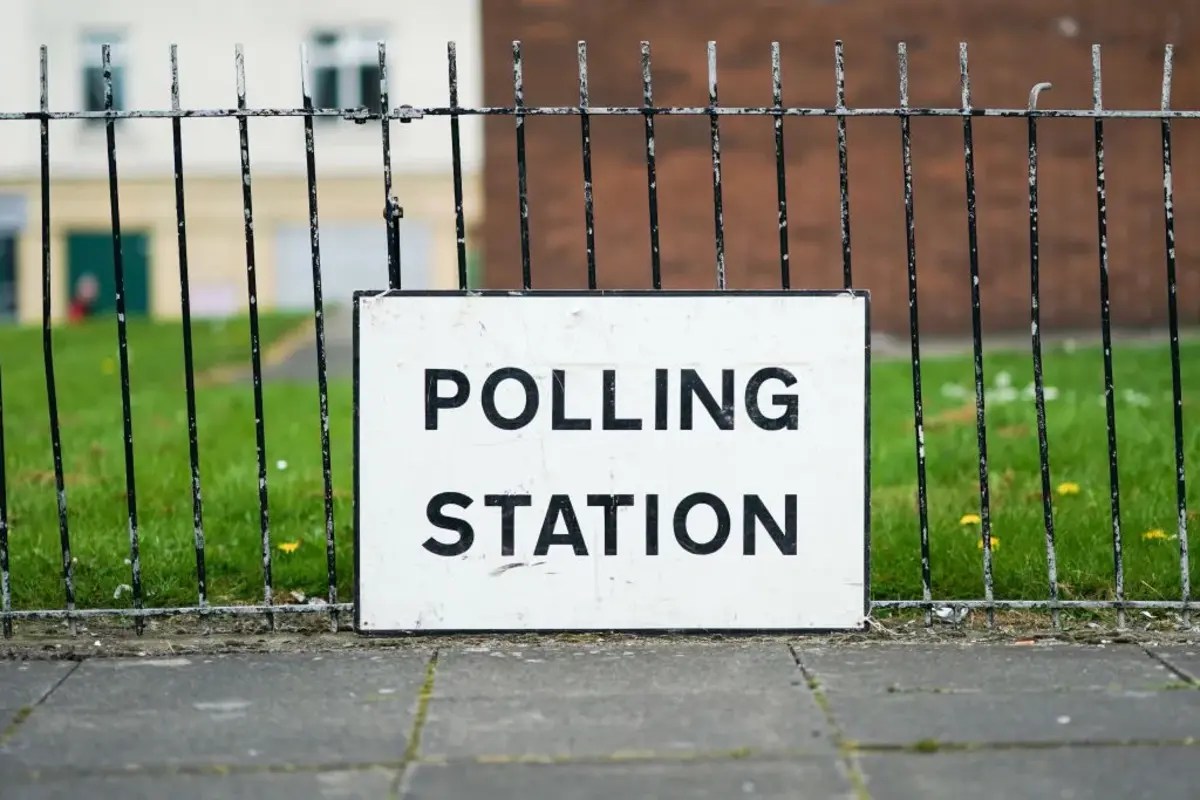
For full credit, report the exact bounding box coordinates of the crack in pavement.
[845,737,1200,753]
[1141,645,1199,684]
[789,644,873,800]
[0,660,80,745]
[391,649,440,798]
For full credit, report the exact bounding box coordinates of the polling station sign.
[353,290,869,633]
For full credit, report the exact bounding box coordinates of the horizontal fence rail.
[13,108,1200,120]
[0,39,1192,636]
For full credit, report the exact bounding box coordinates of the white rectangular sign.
[354,291,869,633]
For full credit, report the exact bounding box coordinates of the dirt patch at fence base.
[2,610,1197,661]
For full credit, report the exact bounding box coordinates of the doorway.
[66,231,150,318]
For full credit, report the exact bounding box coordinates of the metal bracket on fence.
[342,105,423,125]
[932,605,970,626]
[385,197,405,222]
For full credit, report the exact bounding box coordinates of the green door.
[66,231,149,316]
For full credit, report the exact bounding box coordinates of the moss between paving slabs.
[1,317,1199,613]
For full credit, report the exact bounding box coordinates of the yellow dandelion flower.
[977,537,1000,550]
[1142,529,1169,542]
[960,513,982,526]
[1056,482,1081,496]
[277,541,300,554]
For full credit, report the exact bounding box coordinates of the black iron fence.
[0,40,1192,636]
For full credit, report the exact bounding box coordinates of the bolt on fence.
[0,39,1191,636]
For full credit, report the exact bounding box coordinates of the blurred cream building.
[0,0,483,323]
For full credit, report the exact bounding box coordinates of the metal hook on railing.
[1028,81,1053,110]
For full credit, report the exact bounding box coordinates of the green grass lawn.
[1,315,1198,612]
[871,339,1199,606]
[0,312,344,611]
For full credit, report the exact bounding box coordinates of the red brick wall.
[480,0,1200,335]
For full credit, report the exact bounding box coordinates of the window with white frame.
[81,31,127,124]
[308,29,385,115]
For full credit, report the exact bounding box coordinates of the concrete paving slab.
[2,652,428,770]
[422,690,833,760]
[404,758,854,800]
[796,643,1171,695]
[4,767,396,800]
[0,661,75,712]
[1146,646,1200,682]
[423,643,832,759]
[857,746,1200,800]
[40,651,426,712]
[827,689,1200,746]
[5,707,408,771]
[4,641,1200,799]
[434,642,805,698]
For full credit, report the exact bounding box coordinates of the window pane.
[359,65,381,110]
[309,30,339,71]
[111,66,125,109]
[314,66,339,108]
[84,67,105,111]
[83,66,124,115]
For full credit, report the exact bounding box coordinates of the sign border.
[352,289,871,636]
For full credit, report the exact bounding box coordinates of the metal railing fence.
[0,39,1191,635]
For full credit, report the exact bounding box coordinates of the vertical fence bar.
[1027,81,1060,629]
[578,41,597,290]
[447,42,468,290]
[898,43,932,625]
[386,201,403,291]
[379,42,400,290]
[39,47,75,633]
[960,43,995,627]
[103,44,144,635]
[707,42,726,290]
[641,42,662,290]
[1160,45,1191,624]
[301,45,338,631]
[513,41,531,290]
[1091,45,1125,629]
[0,367,10,638]
[835,40,852,288]
[235,45,273,629]
[170,45,208,613]
[772,43,790,290]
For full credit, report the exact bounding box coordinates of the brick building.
[479,0,1200,335]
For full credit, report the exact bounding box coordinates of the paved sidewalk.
[3,639,1200,799]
